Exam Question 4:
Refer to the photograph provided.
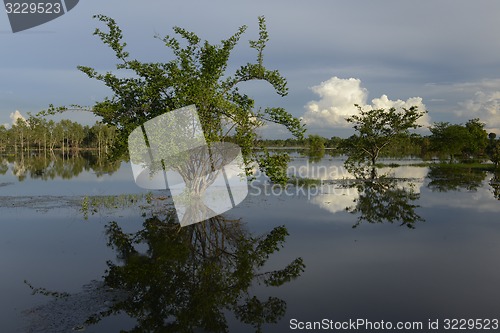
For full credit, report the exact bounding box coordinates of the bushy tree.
[0,125,8,152]
[429,122,470,161]
[307,134,326,153]
[344,105,426,178]
[76,15,304,184]
[429,119,488,161]
[464,118,488,158]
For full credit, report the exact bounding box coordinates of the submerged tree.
[464,118,488,158]
[429,119,488,162]
[306,134,326,162]
[75,15,304,184]
[343,105,426,178]
[429,122,469,161]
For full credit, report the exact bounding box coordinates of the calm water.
[1,154,500,332]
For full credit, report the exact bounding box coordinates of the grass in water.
[80,192,163,220]
[288,177,322,187]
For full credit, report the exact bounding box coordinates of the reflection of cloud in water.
[309,167,428,215]
[288,160,427,182]
[380,166,428,194]
[286,159,431,217]
[310,186,359,215]
[421,178,500,213]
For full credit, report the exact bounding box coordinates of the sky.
[1,0,500,138]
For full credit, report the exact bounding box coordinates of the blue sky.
[2,0,500,138]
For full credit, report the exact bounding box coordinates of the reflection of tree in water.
[0,158,9,175]
[296,147,325,164]
[490,171,500,200]
[1,152,121,181]
[342,163,424,229]
[84,213,305,332]
[346,178,423,229]
[427,166,487,192]
[307,150,325,163]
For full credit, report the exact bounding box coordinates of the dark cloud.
[1,0,500,137]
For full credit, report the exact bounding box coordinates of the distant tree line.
[255,136,343,149]
[257,117,500,166]
[0,115,116,156]
[2,114,499,168]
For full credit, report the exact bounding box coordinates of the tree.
[69,121,85,151]
[76,15,304,184]
[0,125,8,152]
[12,117,29,153]
[429,122,470,161]
[87,122,116,157]
[344,105,426,178]
[308,134,326,153]
[487,132,500,168]
[307,134,326,162]
[464,118,488,158]
[28,115,50,153]
[429,120,488,162]
[46,120,57,151]
[326,136,344,149]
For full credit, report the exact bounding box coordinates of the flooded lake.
[1,153,500,332]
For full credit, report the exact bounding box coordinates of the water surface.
[1,154,500,332]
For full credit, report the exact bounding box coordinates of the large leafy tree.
[429,122,470,161]
[343,105,426,178]
[76,15,304,184]
[429,119,488,162]
[464,118,488,157]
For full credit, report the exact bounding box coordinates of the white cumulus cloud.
[370,94,430,128]
[303,77,367,128]
[425,79,500,133]
[9,110,26,126]
[303,76,430,129]
[458,88,500,131]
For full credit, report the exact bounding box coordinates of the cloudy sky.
[1,0,500,138]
